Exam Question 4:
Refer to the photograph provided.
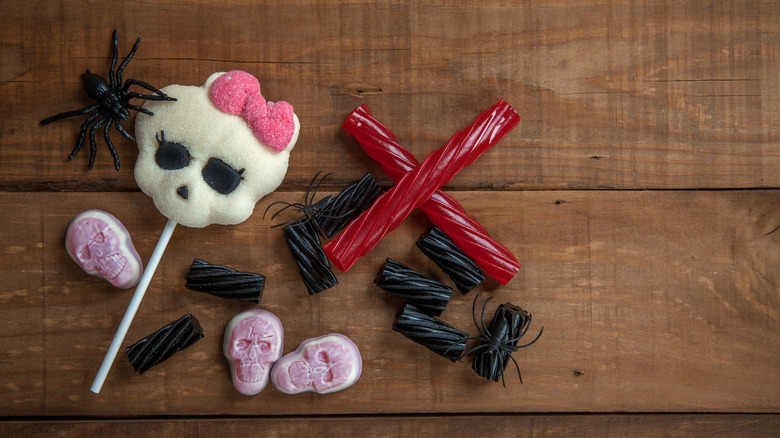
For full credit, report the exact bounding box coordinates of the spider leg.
[69,113,102,160]
[114,121,135,142]
[103,119,120,170]
[306,171,334,205]
[116,37,141,86]
[301,171,322,206]
[515,326,544,349]
[40,104,99,125]
[505,350,524,384]
[123,78,175,100]
[263,201,296,219]
[125,91,176,102]
[109,30,118,88]
[441,335,484,358]
[471,293,491,340]
[87,118,107,169]
[125,103,154,116]
[437,334,471,360]
[457,343,489,360]
[479,295,494,339]
[273,204,306,220]
[498,354,508,387]
[504,324,531,346]
[264,201,291,219]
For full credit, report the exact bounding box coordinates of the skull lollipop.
[91,71,299,393]
[134,70,298,228]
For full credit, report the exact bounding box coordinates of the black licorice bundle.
[284,220,338,295]
[314,172,383,238]
[126,314,204,374]
[392,303,467,362]
[471,302,542,384]
[416,226,486,294]
[375,258,452,317]
[185,259,266,304]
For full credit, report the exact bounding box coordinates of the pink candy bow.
[209,70,296,152]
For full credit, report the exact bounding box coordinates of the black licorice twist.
[185,259,266,304]
[416,226,486,294]
[314,172,384,238]
[125,314,204,374]
[392,303,467,362]
[375,258,453,317]
[461,295,543,385]
[284,220,338,295]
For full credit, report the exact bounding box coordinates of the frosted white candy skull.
[223,309,284,396]
[65,210,143,289]
[270,334,362,395]
[134,71,299,228]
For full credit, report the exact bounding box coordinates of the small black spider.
[458,293,543,386]
[40,30,176,170]
[264,171,346,235]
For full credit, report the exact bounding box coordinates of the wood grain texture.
[2,0,779,433]
[2,414,780,438]
[0,191,777,416]
[1,0,779,190]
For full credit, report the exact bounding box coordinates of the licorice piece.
[185,259,266,304]
[392,303,467,362]
[324,100,520,273]
[284,220,338,295]
[315,172,384,238]
[417,226,485,294]
[375,258,452,317]
[472,303,534,383]
[342,103,522,284]
[126,314,204,374]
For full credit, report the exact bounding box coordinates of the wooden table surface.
[2,1,779,436]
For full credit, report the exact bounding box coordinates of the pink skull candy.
[65,210,143,289]
[271,334,362,395]
[223,309,284,396]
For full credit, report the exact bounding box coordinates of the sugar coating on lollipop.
[271,334,362,395]
[134,71,300,228]
[65,209,143,289]
[224,309,284,396]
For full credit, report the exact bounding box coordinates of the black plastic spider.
[264,171,345,235]
[458,293,543,386]
[40,30,176,170]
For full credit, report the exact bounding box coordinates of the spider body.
[41,30,176,170]
[460,294,543,385]
[82,71,129,119]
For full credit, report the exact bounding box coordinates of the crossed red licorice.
[323,100,522,285]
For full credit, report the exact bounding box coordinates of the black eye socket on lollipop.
[154,131,190,170]
[201,158,244,195]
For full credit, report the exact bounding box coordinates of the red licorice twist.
[327,101,520,283]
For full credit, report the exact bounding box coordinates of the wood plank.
[2,414,779,437]
[1,0,779,191]
[0,191,777,416]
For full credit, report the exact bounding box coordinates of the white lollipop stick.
[90,219,178,394]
